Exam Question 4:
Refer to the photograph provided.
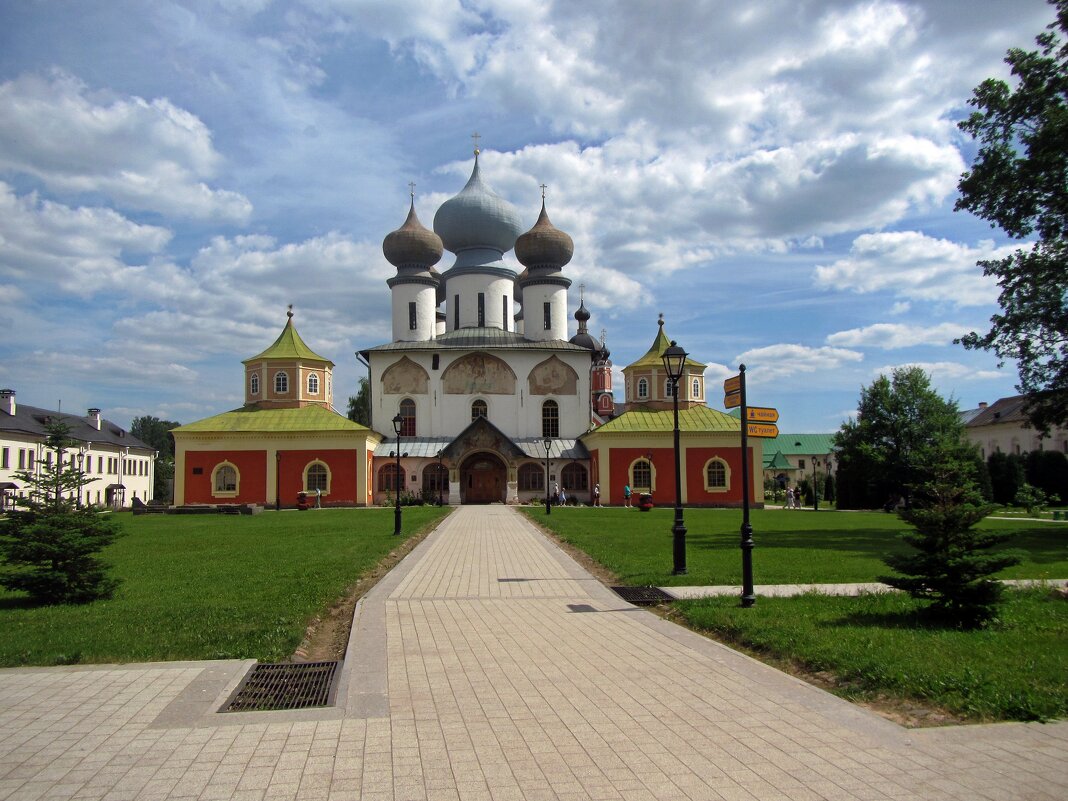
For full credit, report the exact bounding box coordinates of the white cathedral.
[361,145,612,504]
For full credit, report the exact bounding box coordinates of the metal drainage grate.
[611,586,676,606]
[222,661,341,713]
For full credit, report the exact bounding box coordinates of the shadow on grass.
[0,595,39,611]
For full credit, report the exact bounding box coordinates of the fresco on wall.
[382,356,429,394]
[442,353,516,395]
[528,355,578,396]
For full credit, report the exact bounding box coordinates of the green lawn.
[0,507,451,667]
[519,506,1068,586]
[675,589,1068,722]
[523,505,1068,722]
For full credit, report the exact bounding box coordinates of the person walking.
[593,483,601,506]
[553,482,560,506]
[623,483,631,507]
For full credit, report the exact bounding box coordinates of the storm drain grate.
[611,586,676,606]
[222,661,341,712]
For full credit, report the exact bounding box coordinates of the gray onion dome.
[433,153,523,254]
[515,200,574,269]
[569,299,599,350]
[383,201,443,268]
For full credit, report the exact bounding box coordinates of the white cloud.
[0,71,251,221]
[0,182,172,297]
[734,343,864,383]
[812,231,1009,306]
[827,322,971,349]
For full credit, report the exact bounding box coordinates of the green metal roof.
[244,317,331,364]
[625,322,705,371]
[174,404,370,434]
[763,433,836,454]
[763,450,793,470]
[591,406,740,434]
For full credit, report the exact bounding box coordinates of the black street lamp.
[392,413,403,535]
[436,449,444,506]
[812,457,820,512]
[543,437,552,515]
[662,339,688,575]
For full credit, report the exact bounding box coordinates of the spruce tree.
[880,435,1020,627]
[0,422,122,604]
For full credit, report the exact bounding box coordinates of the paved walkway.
[0,506,1065,801]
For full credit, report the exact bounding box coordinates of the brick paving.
[1,505,1066,800]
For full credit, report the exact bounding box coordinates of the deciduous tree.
[347,377,371,426]
[955,0,1068,432]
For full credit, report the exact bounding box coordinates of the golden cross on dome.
[471,131,481,155]
[579,283,585,302]
[540,183,548,200]
[408,181,416,201]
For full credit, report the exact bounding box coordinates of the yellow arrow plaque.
[746,422,779,438]
[724,391,741,409]
[746,406,779,423]
[723,375,742,393]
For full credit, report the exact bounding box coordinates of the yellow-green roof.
[592,406,741,434]
[174,404,370,434]
[243,317,332,364]
[625,322,705,370]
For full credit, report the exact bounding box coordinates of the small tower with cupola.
[622,315,705,412]
[515,186,573,342]
[243,307,335,410]
[384,185,444,342]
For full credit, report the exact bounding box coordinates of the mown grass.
[0,507,451,666]
[523,505,1068,722]
[675,589,1068,722]
[519,506,1068,586]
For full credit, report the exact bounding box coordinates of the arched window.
[599,394,612,410]
[542,400,559,438]
[305,462,329,493]
[422,463,448,499]
[212,463,238,496]
[274,371,289,394]
[637,378,648,399]
[561,462,588,491]
[704,458,729,492]
[250,373,260,395]
[308,372,319,395]
[631,459,652,491]
[664,378,677,398]
[518,462,544,491]
[692,378,700,398]
[399,398,416,436]
[471,399,488,421]
[378,463,404,492]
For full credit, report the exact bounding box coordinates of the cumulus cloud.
[827,322,971,349]
[812,231,1009,306]
[0,182,171,297]
[734,343,864,383]
[0,71,251,221]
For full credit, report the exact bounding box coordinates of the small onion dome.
[569,299,599,350]
[599,345,611,361]
[515,200,574,270]
[433,153,523,254]
[383,201,443,268]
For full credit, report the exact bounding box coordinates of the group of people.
[550,482,604,506]
[783,485,804,509]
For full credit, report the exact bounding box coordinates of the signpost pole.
[739,365,756,608]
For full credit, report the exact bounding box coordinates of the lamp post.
[392,413,403,536]
[543,437,552,515]
[812,457,819,512]
[662,339,688,575]
[436,449,444,506]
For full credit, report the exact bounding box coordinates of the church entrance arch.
[459,452,507,504]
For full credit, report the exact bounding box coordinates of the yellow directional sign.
[746,406,779,423]
[723,375,742,394]
[724,391,741,409]
[746,422,779,438]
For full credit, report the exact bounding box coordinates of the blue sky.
[0,0,1054,433]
